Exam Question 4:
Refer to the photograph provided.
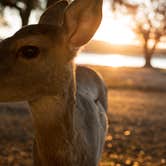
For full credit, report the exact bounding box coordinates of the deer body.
[0,0,107,165]
[31,66,107,166]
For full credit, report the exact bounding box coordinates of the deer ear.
[64,0,103,48]
[39,0,69,26]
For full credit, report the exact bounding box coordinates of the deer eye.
[17,46,40,59]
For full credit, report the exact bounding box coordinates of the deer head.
[0,1,106,165]
[0,0,103,103]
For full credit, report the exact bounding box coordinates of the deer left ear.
[64,0,103,49]
[39,0,69,26]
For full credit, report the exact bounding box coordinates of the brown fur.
[0,0,107,165]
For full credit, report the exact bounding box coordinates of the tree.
[111,0,166,68]
[0,0,72,27]
[0,0,40,26]
[133,0,166,68]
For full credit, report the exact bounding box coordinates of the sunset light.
[75,53,166,69]
[93,15,136,45]
[0,1,166,165]
[75,53,144,67]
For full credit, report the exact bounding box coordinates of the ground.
[0,66,166,166]
[102,90,166,166]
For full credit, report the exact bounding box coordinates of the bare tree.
[133,0,166,67]
[111,0,166,68]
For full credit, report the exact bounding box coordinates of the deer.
[0,0,108,165]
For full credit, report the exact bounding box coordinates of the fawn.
[0,0,108,165]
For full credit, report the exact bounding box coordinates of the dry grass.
[0,66,166,166]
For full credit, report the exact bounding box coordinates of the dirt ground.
[102,90,166,166]
[0,66,166,166]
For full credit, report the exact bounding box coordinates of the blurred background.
[0,0,166,166]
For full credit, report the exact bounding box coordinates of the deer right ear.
[64,0,103,49]
[39,0,69,27]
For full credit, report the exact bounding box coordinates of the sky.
[94,1,136,45]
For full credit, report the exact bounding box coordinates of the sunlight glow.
[0,8,21,38]
[93,16,136,45]
[93,2,136,45]
[75,53,144,68]
[75,53,166,69]
[0,8,41,38]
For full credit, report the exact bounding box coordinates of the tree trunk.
[143,36,160,68]
[21,10,31,26]
[143,40,153,68]
[144,53,152,68]
[20,0,33,26]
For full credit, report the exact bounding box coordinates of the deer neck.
[30,63,76,166]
